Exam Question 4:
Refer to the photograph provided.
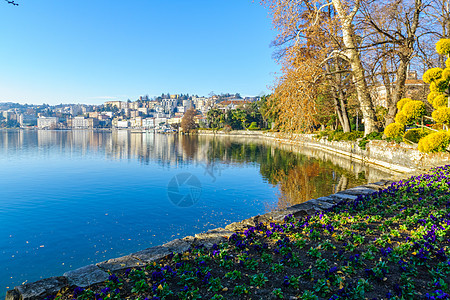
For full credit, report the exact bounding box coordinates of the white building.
[130,117,143,128]
[138,107,149,115]
[37,117,58,129]
[182,100,193,110]
[143,118,155,129]
[117,120,129,128]
[71,116,98,129]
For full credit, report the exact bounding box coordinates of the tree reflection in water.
[0,131,392,211]
[191,135,387,211]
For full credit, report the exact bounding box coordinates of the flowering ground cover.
[52,165,450,299]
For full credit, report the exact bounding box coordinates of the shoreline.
[5,179,397,300]
[5,130,449,299]
[197,130,450,178]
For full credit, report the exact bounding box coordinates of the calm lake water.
[0,130,394,295]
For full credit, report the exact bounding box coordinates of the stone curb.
[5,181,393,300]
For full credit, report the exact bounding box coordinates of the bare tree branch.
[4,0,18,6]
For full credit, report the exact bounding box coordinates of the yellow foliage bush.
[436,39,450,55]
[397,98,413,111]
[443,68,450,81]
[436,78,450,92]
[427,92,441,105]
[446,57,450,68]
[395,111,408,125]
[432,94,448,109]
[430,82,441,94]
[418,131,450,153]
[384,123,404,138]
[423,68,443,83]
[432,107,450,125]
[402,101,426,120]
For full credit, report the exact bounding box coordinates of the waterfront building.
[142,118,155,129]
[155,117,168,126]
[70,116,99,129]
[18,114,37,127]
[168,116,182,125]
[116,120,129,128]
[130,117,143,128]
[37,117,58,129]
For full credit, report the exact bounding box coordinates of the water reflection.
[0,130,398,294]
[0,130,396,211]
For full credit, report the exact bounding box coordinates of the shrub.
[432,107,450,126]
[430,81,440,93]
[365,131,383,140]
[427,92,441,105]
[314,130,331,140]
[403,128,430,144]
[397,98,413,111]
[443,68,450,81]
[317,130,364,141]
[402,101,426,121]
[423,68,443,83]
[346,131,364,140]
[432,94,448,109]
[446,57,450,68]
[384,123,404,138]
[395,111,408,125]
[248,122,259,130]
[436,78,450,92]
[436,39,450,55]
[418,131,450,153]
[359,131,383,150]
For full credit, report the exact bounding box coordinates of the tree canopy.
[262,0,437,135]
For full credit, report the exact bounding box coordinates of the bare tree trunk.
[325,62,351,132]
[334,61,351,132]
[380,43,394,126]
[333,0,378,135]
[388,59,409,124]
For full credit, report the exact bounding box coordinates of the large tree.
[263,0,380,134]
[361,0,425,127]
[181,108,197,134]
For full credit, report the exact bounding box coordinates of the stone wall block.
[163,238,193,253]
[194,228,235,248]
[339,187,377,196]
[131,246,171,264]
[96,255,143,272]
[13,276,67,300]
[63,264,109,288]
[330,193,358,201]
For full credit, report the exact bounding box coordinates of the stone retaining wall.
[198,130,450,173]
[5,180,395,300]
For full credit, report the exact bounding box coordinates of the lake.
[0,130,393,295]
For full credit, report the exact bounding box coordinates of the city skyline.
[0,1,279,105]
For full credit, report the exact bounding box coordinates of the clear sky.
[0,0,279,105]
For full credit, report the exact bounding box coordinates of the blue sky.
[0,0,279,105]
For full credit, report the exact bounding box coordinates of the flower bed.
[48,165,450,299]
